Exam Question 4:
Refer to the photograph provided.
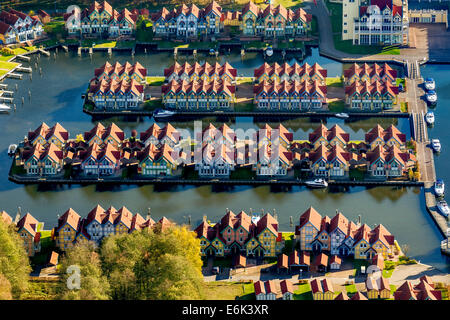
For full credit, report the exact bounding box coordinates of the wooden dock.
[424,184,449,255]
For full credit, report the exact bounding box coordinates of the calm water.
[0,48,448,271]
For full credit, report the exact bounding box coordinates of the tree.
[0,274,12,300]
[0,219,31,298]
[101,225,204,300]
[58,241,110,300]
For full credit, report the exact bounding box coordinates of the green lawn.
[328,100,346,112]
[158,41,218,50]
[400,102,408,113]
[293,283,313,300]
[238,282,256,300]
[230,167,256,180]
[203,282,247,300]
[282,232,295,254]
[326,77,343,87]
[143,99,163,111]
[345,284,357,294]
[146,76,165,86]
[236,77,254,85]
[325,0,342,34]
[349,168,366,181]
[274,0,304,9]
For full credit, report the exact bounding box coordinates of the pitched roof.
[350,291,368,300]
[280,280,294,294]
[254,62,327,80]
[344,62,397,81]
[335,292,349,300]
[254,280,266,295]
[298,207,322,230]
[1,211,12,225]
[254,79,327,98]
[315,253,329,267]
[16,213,39,237]
[57,208,81,231]
[277,254,289,269]
[162,79,236,97]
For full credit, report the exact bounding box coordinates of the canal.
[0,48,447,271]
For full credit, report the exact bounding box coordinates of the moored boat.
[305,178,328,188]
[335,113,349,119]
[7,144,17,156]
[0,103,11,112]
[424,77,435,91]
[431,139,441,153]
[426,90,437,105]
[435,179,445,197]
[425,111,435,125]
[153,108,176,119]
[265,46,273,57]
[437,200,450,218]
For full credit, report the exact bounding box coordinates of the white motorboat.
[426,90,437,104]
[265,46,273,57]
[7,144,17,156]
[434,179,445,197]
[424,78,435,91]
[431,139,441,153]
[305,178,328,188]
[153,108,176,119]
[437,200,450,218]
[0,103,11,112]
[251,215,261,225]
[425,111,435,125]
[336,113,349,119]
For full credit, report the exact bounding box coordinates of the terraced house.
[254,80,327,110]
[0,9,43,44]
[254,62,327,84]
[343,63,398,85]
[345,80,399,110]
[88,79,144,109]
[195,210,283,258]
[137,143,178,176]
[16,213,41,256]
[20,143,64,175]
[162,79,236,110]
[308,124,350,149]
[77,142,121,176]
[27,122,69,149]
[83,122,125,149]
[152,1,223,38]
[54,206,173,249]
[365,145,416,178]
[164,61,237,83]
[365,124,406,150]
[92,61,147,84]
[301,145,353,178]
[295,207,398,260]
[139,123,180,148]
[195,143,235,177]
[240,1,312,37]
[65,1,138,37]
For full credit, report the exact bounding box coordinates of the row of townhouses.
[64,1,140,37]
[342,0,409,45]
[311,275,442,300]
[195,209,284,258]
[53,205,173,251]
[0,8,43,44]
[13,122,415,180]
[87,61,147,109]
[295,207,398,260]
[254,280,294,300]
[151,1,312,39]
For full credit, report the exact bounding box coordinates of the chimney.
[273,209,277,221]
[249,208,253,215]
[226,208,230,214]
[261,208,264,216]
[147,208,151,221]
[203,215,207,223]
[14,207,21,224]
[290,216,293,227]
[358,215,361,226]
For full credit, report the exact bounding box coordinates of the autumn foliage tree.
[0,218,31,299]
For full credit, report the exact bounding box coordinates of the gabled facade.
[65,1,138,37]
[162,79,235,110]
[164,61,237,83]
[0,9,43,44]
[152,2,224,38]
[240,1,311,37]
[344,63,398,85]
[254,79,327,111]
[21,143,64,175]
[16,213,41,256]
[78,142,121,176]
[345,80,399,110]
[137,143,177,176]
[254,62,327,84]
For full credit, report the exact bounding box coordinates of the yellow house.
[55,208,82,251]
[16,213,41,257]
[311,279,334,300]
[295,207,322,251]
